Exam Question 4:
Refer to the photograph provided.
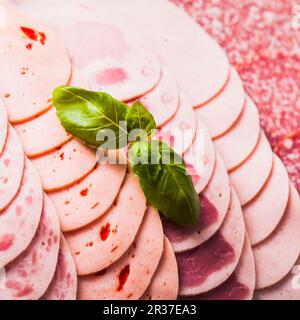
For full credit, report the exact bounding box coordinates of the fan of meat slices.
[0,0,299,300]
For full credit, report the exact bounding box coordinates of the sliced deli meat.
[164,153,230,253]
[178,188,245,296]
[49,160,126,231]
[42,234,77,300]
[213,96,260,171]
[0,158,43,267]
[184,118,216,194]
[229,132,273,206]
[0,6,71,123]
[0,99,8,155]
[243,155,290,245]
[65,172,147,275]
[0,126,24,211]
[77,206,164,300]
[253,184,300,289]
[142,237,179,300]
[32,139,97,192]
[0,195,60,300]
[194,67,246,139]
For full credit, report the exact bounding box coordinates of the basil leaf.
[129,140,200,225]
[126,101,156,141]
[52,86,129,149]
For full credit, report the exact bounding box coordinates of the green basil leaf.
[52,86,129,149]
[126,101,156,141]
[129,140,200,225]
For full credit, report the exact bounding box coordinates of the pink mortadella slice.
[255,255,300,300]
[13,67,86,158]
[77,206,164,300]
[253,184,300,290]
[194,68,246,139]
[0,99,8,155]
[0,158,43,267]
[157,93,196,155]
[229,132,273,206]
[213,96,260,171]
[164,153,230,253]
[49,161,127,232]
[32,139,97,192]
[194,235,255,300]
[0,6,71,123]
[65,172,147,275]
[137,69,179,126]
[42,234,77,300]
[0,195,60,300]
[184,118,216,194]
[0,126,24,211]
[142,237,179,300]
[243,155,290,245]
[178,188,245,296]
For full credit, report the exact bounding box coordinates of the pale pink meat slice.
[77,206,164,300]
[32,139,97,192]
[0,99,8,155]
[0,158,43,267]
[0,195,60,300]
[195,67,246,139]
[243,155,290,245]
[65,172,147,275]
[0,126,24,211]
[42,234,77,300]
[253,184,300,289]
[214,96,260,171]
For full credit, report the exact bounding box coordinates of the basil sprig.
[53,86,200,225]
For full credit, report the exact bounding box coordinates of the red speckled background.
[170,0,300,192]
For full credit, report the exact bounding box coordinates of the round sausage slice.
[178,188,245,296]
[229,132,273,205]
[184,118,216,194]
[42,235,77,300]
[65,172,147,275]
[163,153,230,253]
[32,139,97,192]
[49,161,126,231]
[0,195,60,300]
[77,206,164,300]
[243,155,290,245]
[0,158,43,267]
[253,184,300,289]
[141,237,179,300]
[0,99,8,155]
[0,6,71,123]
[157,93,196,155]
[0,126,24,211]
[213,96,260,171]
[194,68,246,139]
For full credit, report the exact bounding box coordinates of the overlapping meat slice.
[0,126,24,211]
[0,100,8,155]
[243,155,290,245]
[65,172,146,275]
[253,184,300,289]
[194,67,246,139]
[32,139,97,192]
[0,158,43,267]
[177,188,245,296]
[184,118,216,194]
[77,206,164,300]
[214,96,260,171]
[229,132,273,205]
[0,195,60,300]
[0,5,71,123]
[164,153,230,253]
[142,237,179,300]
[42,234,77,300]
